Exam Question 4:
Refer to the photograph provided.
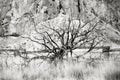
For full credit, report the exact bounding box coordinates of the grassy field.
[0,54,120,80]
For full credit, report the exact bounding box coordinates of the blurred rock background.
[0,0,120,50]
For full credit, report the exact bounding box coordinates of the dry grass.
[0,57,120,80]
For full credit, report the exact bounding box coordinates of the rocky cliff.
[0,0,120,50]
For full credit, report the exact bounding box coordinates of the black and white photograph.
[0,0,120,80]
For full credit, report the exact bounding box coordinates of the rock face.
[0,0,120,50]
[102,0,120,47]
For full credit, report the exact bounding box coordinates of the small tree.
[25,16,103,64]
[19,0,104,63]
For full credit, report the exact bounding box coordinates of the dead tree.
[23,15,103,64]
[18,1,104,63]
